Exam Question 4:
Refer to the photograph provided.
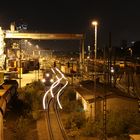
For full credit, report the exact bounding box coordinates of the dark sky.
[0,0,140,51]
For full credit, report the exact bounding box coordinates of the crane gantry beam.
[5,31,84,40]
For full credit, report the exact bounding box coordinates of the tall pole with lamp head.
[92,21,98,120]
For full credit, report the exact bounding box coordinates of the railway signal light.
[54,61,56,67]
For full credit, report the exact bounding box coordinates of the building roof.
[75,80,138,103]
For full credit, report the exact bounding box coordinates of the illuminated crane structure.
[0,27,6,69]
[0,25,85,70]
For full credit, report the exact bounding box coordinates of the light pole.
[35,44,40,81]
[19,42,22,88]
[92,20,98,120]
[92,21,98,61]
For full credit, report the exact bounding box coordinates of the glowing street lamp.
[92,21,98,60]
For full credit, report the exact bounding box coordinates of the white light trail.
[43,79,60,109]
[50,67,62,97]
[55,67,68,109]
[43,90,50,109]
[57,80,68,109]
[50,78,60,97]
[43,68,62,109]
[51,68,55,74]
[43,68,56,109]
[43,67,68,110]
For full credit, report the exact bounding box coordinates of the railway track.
[43,67,69,140]
[45,86,68,140]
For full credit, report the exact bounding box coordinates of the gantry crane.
[0,25,85,84]
[0,25,85,67]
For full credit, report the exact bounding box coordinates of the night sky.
[0,0,140,51]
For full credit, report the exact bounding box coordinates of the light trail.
[43,77,60,109]
[50,77,60,97]
[57,80,68,109]
[50,68,61,98]
[43,68,62,109]
[43,90,50,109]
[51,68,55,74]
[55,67,68,109]
[43,67,68,110]
[43,68,57,109]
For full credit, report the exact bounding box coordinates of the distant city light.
[88,45,90,52]
[131,41,135,45]
[111,67,114,73]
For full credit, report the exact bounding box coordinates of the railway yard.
[1,62,140,140]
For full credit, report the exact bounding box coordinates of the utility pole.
[103,85,107,140]
[92,21,98,120]
[79,39,85,81]
[103,45,107,140]
[19,42,22,88]
[108,32,112,87]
